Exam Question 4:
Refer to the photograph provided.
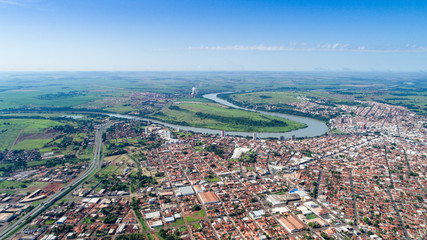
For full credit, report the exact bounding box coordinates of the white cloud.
[187,43,427,53]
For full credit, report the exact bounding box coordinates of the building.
[193,185,204,193]
[266,193,300,206]
[145,211,161,220]
[163,130,171,139]
[198,191,219,205]
[57,216,67,224]
[149,220,163,228]
[40,235,57,240]
[249,210,265,219]
[0,213,14,222]
[176,186,195,196]
[278,215,306,233]
[117,223,126,234]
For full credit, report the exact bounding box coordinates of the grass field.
[99,165,120,176]
[228,91,303,105]
[73,133,86,142]
[103,154,134,165]
[0,180,49,194]
[205,175,219,183]
[185,210,205,223]
[12,139,53,150]
[226,91,354,106]
[0,119,63,150]
[151,102,306,132]
[104,104,137,113]
[170,218,185,226]
[0,72,425,114]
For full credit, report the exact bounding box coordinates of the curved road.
[0,123,110,240]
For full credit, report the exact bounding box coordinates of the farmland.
[0,119,63,150]
[224,91,354,106]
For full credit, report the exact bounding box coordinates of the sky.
[0,0,426,71]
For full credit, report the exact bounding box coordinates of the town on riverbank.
[0,72,425,240]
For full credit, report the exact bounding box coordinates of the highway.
[0,123,110,240]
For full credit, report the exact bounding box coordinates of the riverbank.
[108,93,329,139]
[148,102,307,133]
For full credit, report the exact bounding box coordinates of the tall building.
[221,130,225,138]
[163,130,171,139]
[145,127,149,134]
[191,87,196,95]
[253,133,257,140]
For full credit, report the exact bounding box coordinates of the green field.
[0,119,63,150]
[0,180,49,194]
[185,210,205,223]
[73,133,86,142]
[1,72,425,115]
[227,91,304,105]
[225,91,355,107]
[171,218,185,226]
[12,139,54,150]
[150,102,306,132]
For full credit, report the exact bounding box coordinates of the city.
[0,90,424,240]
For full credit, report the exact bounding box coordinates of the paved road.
[0,123,110,240]
[349,169,359,226]
[385,189,410,240]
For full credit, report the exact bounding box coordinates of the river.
[108,93,329,139]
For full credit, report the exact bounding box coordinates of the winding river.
[108,93,329,139]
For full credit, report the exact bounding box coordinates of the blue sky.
[0,0,426,71]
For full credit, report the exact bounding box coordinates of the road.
[349,169,359,226]
[385,189,410,240]
[0,123,110,240]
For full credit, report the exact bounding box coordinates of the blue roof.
[289,188,299,193]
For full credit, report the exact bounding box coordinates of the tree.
[103,214,118,224]
[308,222,321,228]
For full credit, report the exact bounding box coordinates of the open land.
[150,102,307,132]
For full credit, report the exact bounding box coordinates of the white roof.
[145,211,161,219]
[231,148,251,159]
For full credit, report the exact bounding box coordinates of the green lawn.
[306,213,318,220]
[193,223,202,230]
[171,218,185,226]
[44,219,56,225]
[150,102,306,132]
[185,210,205,223]
[81,217,96,224]
[185,216,199,223]
[205,176,219,183]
